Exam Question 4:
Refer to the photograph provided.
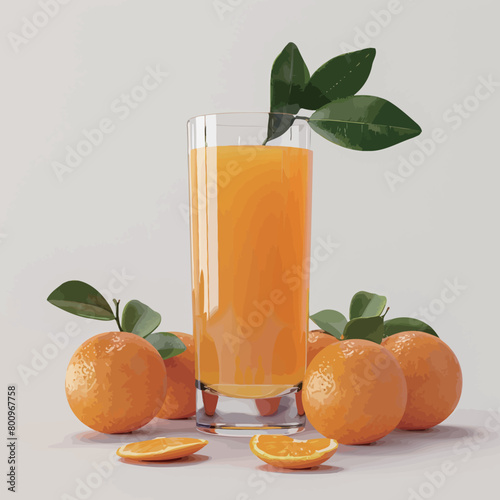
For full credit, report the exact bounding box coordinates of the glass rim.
[187,111,300,124]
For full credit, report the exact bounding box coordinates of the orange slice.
[249,435,338,469]
[116,437,208,461]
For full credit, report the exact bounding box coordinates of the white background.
[1,1,499,499]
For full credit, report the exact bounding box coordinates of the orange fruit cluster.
[302,331,462,444]
[65,324,461,469]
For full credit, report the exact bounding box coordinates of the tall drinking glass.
[187,113,312,435]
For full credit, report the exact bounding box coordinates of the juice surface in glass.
[189,145,312,399]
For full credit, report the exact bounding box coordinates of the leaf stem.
[381,306,390,319]
[113,299,123,331]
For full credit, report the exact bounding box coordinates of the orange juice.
[189,145,312,398]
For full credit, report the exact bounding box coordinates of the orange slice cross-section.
[116,437,208,461]
[249,434,338,469]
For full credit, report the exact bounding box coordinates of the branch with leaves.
[47,280,185,360]
[265,43,421,149]
[310,291,438,344]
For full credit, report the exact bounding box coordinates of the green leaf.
[270,42,310,113]
[343,316,384,344]
[121,300,161,337]
[302,48,376,110]
[349,291,387,320]
[264,113,296,144]
[47,280,115,320]
[384,317,438,338]
[310,310,347,339]
[309,95,422,151]
[145,332,186,360]
[265,42,309,144]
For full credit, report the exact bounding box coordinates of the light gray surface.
[2,0,500,498]
[30,410,500,500]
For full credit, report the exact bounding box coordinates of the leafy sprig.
[310,290,438,344]
[266,43,421,149]
[47,280,185,360]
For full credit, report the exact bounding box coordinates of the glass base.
[195,387,305,437]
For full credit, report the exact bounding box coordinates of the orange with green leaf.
[48,280,194,432]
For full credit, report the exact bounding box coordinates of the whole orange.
[65,331,167,434]
[303,339,407,445]
[382,331,462,430]
[156,332,196,419]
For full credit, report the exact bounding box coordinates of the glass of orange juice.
[187,113,312,435]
